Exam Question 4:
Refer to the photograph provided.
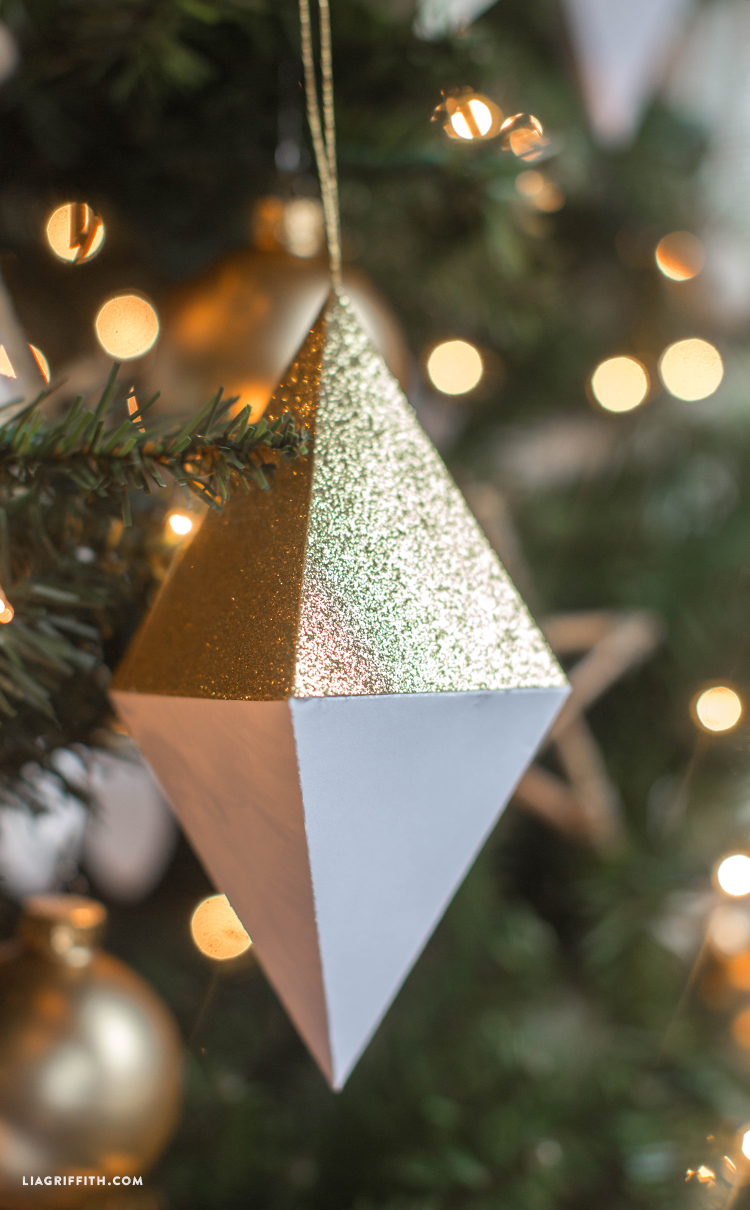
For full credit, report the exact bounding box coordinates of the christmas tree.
[1,0,749,1206]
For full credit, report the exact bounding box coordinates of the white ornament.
[82,747,177,903]
[562,0,693,147]
[414,0,498,39]
[112,293,568,1088]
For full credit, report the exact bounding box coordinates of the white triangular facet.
[562,0,693,146]
[290,686,568,1087]
[110,691,333,1081]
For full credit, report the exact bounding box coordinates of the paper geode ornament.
[112,291,568,1088]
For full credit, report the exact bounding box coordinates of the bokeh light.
[434,90,502,141]
[708,904,750,955]
[659,338,723,401]
[168,512,193,536]
[743,1129,750,1161]
[451,98,493,139]
[733,1008,750,1048]
[0,594,14,623]
[190,894,251,960]
[717,854,750,897]
[29,345,50,383]
[95,295,160,360]
[46,202,105,264]
[695,685,742,732]
[655,231,705,282]
[426,340,483,395]
[500,113,547,161]
[515,170,565,212]
[590,356,649,413]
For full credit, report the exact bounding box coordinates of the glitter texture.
[293,292,564,695]
[113,291,564,700]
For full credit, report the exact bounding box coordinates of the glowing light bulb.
[45,202,105,264]
[190,894,251,960]
[742,1129,750,1161]
[500,113,547,161]
[733,1009,750,1048]
[433,89,502,142]
[659,338,723,401]
[29,345,50,383]
[514,170,564,212]
[655,232,704,282]
[695,685,742,732]
[95,295,160,360]
[450,98,493,138]
[708,904,750,955]
[168,512,193,536]
[0,596,14,623]
[426,340,483,395]
[590,356,649,413]
[717,854,750,897]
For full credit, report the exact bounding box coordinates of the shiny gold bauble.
[0,896,182,1209]
[145,197,410,419]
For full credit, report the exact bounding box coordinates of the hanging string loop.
[299,0,343,290]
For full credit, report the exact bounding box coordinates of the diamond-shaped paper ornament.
[111,291,568,1088]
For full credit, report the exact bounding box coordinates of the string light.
[694,685,742,732]
[590,356,649,413]
[426,340,483,396]
[190,894,252,960]
[432,89,502,142]
[515,170,565,212]
[0,588,14,624]
[732,1009,750,1048]
[659,338,723,401]
[29,345,50,383]
[94,295,160,360]
[708,904,750,955]
[45,202,105,264]
[716,854,750,897]
[168,512,193,537]
[499,113,548,161]
[655,232,704,282]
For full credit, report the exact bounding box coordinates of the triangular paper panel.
[111,291,568,1087]
[562,0,693,147]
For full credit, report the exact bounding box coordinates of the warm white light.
[708,904,750,955]
[655,232,704,282]
[590,356,649,413]
[190,894,251,960]
[514,170,564,212]
[95,295,160,360]
[29,345,50,383]
[659,338,723,401]
[717,855,750,897]
[695,685,742,732]
[742,1129,750,1161]
[450,98,493,139]
[0,597,14,623]
[426,340,483,395]
[45,203,105,264]
[168,512,193,536]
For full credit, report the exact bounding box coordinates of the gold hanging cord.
[299,0,342,289]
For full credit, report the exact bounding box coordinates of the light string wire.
[299,0,342,289]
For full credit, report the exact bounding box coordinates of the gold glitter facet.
[113,292,564,700]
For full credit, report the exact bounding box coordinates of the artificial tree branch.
[0,363,308,524]
[0,367,309,792]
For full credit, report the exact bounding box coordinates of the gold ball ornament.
[0,896,182,1208]
[145,196,410,419]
